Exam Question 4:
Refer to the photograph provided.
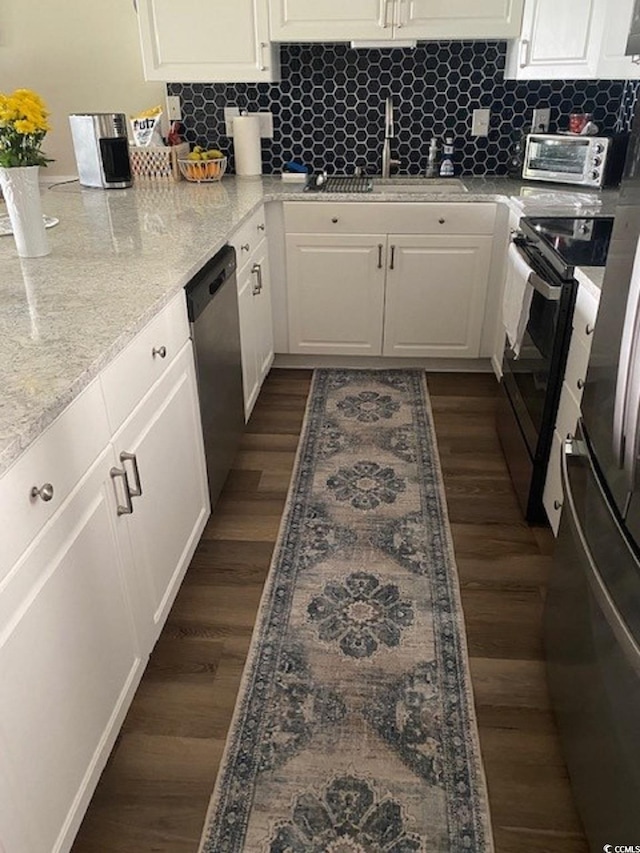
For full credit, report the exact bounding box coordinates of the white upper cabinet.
[136,0,280,82]
[505,0,640,80]
[401,0,524,39]
[269,0,393,42]
[269,0,524,41]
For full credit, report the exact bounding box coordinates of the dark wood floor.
[71,369,587,853]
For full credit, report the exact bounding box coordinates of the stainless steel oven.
[497,216,614,523]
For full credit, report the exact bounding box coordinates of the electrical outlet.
[166,95,181,122]
[532,108,551,133]
[471,108,490,137]
[224,106,240,137]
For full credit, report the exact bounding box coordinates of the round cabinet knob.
[554,500,563,511]
[331,217,339,224]
[257,223,265,232]
[586,324,594,335]
[438,217,446,224]
[31,482,54,502]
[577,378,585,390]
[241,243,250,252]
[152,345,167,359]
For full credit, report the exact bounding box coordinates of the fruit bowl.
[178,156,227,183]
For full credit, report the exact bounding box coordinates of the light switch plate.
[532,108,551,133]
[225,109,274,139]
[471,108,490,137]
[224,107,240,137]
[166,95,181,122]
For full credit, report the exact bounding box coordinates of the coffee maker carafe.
[69,113,132,189]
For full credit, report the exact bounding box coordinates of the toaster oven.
[522,133,628,188]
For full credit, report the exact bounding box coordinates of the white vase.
[0,165,49,258]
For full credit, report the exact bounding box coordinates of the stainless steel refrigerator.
[545,112,640,849]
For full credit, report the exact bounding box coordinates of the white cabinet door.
[269,0,391,41]
[402,0,524,38]
[137,0,279,82]
[504,0,635,79]
[252,241,275,384]
[238,264,262,420]
[113,342,209,647]
[286,233,387,356]
[0,447,143,853]
[382,234,493,358]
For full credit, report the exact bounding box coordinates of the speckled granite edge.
[0,177,614,479]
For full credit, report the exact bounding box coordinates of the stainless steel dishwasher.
[185,245,245,508]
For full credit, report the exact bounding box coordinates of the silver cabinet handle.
[31,482,54,502]
[119,451,143,498]
[241,243,250,252]
[519,38,530,68]
[110,466,133,516]
[257,223,265,232]
[378,244,383,269]
[390,245,396,270]
[251,262,263,295]
[554,499,563,510]
[152,346,167,359]
[257,41,268,72]
[577,378,585,390]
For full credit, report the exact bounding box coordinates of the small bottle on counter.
[425,139,438,177]
[439,137,455,177]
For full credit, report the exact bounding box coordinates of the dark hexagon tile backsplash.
[168,42,628,177]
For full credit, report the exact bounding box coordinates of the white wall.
[0,0,165,177]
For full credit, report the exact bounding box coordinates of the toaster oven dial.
[590,170,600,181]
[592,157,602,167]
[594,143,605,154]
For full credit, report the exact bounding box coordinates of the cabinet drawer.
[284,202,497,235]
[564,333,591,404]
[230,205,267,272]
[100,291,189,433]
[572,283,599,350]
[0,379,110,580]
[543,429,564,536]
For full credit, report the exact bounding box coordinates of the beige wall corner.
[0,0,166,177]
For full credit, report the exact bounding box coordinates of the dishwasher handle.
[185,244,237,323]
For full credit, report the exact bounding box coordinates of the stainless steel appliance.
[498,216,613,522]
[523,133,628,188]
[626,0,640,54]
[185,245,245,507]
[69,113,132,189]
[544,111,640,849]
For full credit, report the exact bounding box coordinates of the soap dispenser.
[439,137,455,177]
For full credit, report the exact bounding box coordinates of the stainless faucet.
[382,96,400,178]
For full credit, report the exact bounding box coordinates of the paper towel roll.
[233,115,262,177]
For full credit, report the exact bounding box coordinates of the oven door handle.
[528,270,561,302]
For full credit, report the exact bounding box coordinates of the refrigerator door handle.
[614,234,640,490]
[562,438,640,677]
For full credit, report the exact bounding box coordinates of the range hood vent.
[350,40,417,49]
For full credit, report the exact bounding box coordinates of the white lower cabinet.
[286,233,387,355]
[544,283,600,535]
[232,210,274,420]
[0,446,144,853]
[0,296,210,852]
[383,234,493,357]
[283,205,495,359]
[112,341,210,647]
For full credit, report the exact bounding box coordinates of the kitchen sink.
[372,178,468,193]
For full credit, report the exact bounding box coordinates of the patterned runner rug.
[200,369,493,853]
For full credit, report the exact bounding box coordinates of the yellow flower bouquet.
[0,88,51,167]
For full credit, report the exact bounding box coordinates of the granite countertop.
[0,174,617,478]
